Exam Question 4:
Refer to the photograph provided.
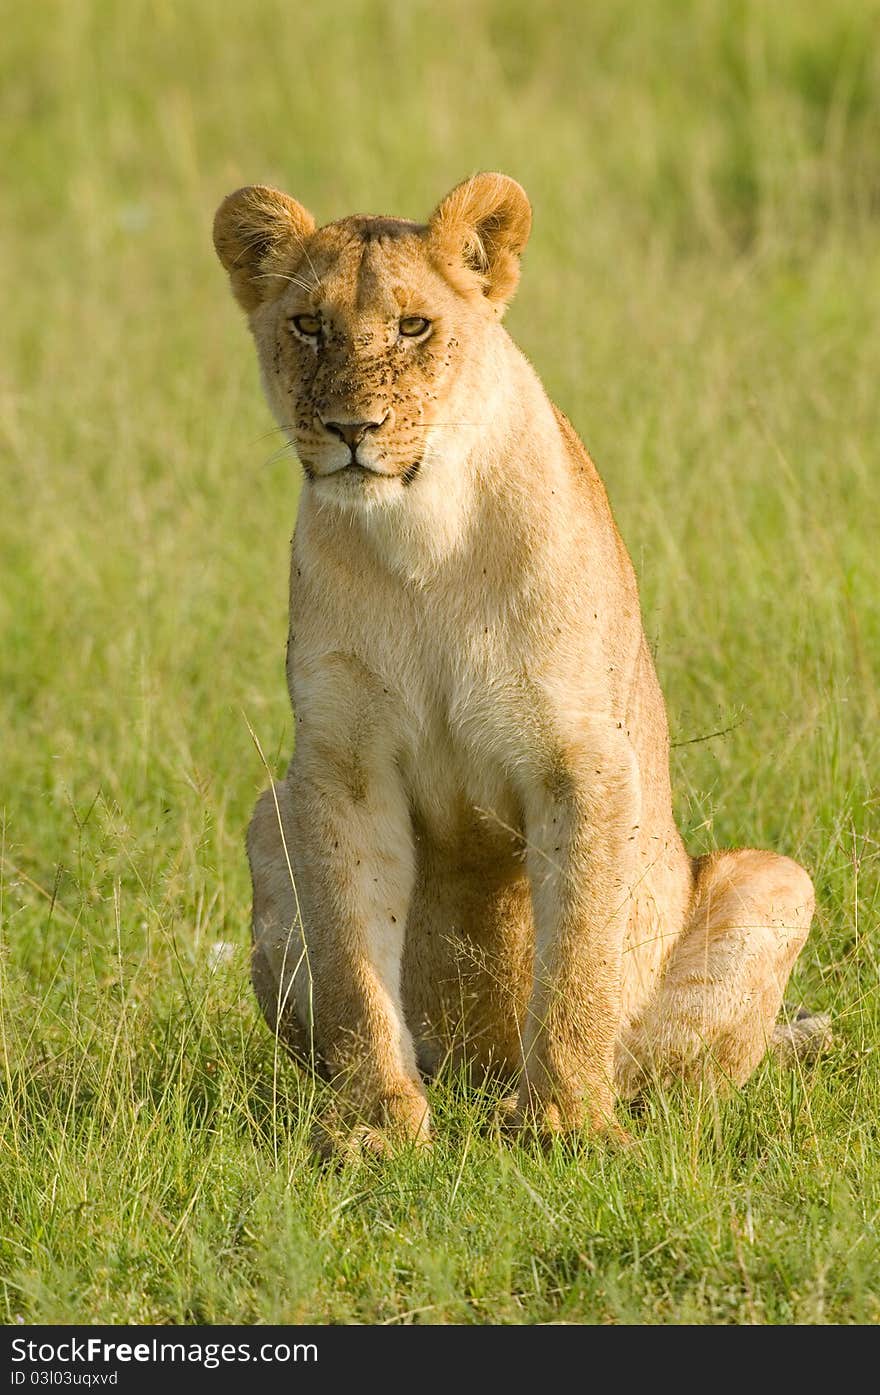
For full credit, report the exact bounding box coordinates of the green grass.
[2,0,879,1324]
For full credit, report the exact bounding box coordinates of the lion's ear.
[213,185,316,313]
[427,173,532,311]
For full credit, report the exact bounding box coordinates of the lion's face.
[214,176,532,510]
[258,221,478,501]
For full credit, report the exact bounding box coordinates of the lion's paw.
[312,1090,431,1162]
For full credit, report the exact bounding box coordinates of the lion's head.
[213,174,531,510]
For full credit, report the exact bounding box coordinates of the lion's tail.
[771,1003,833,1066]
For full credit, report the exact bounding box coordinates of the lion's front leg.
[250,737,429,1157]
[515,722,640,1143]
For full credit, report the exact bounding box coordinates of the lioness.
[214,173,825,1151]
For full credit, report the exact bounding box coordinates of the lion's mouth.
[308,458,421,486]
[302,459,385,481]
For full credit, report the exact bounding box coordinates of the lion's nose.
[321,417,386,450]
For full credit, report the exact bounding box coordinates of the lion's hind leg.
[616,849,821,1097]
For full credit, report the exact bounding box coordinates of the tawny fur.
[215,173,820,1152]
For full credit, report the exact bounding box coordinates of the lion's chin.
[306,466,405,514]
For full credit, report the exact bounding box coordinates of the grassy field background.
[2,0,879,1323]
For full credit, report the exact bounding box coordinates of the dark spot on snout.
[401,461,421,486]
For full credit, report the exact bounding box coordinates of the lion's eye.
[291,314,322,338]
[398,316,432,338]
